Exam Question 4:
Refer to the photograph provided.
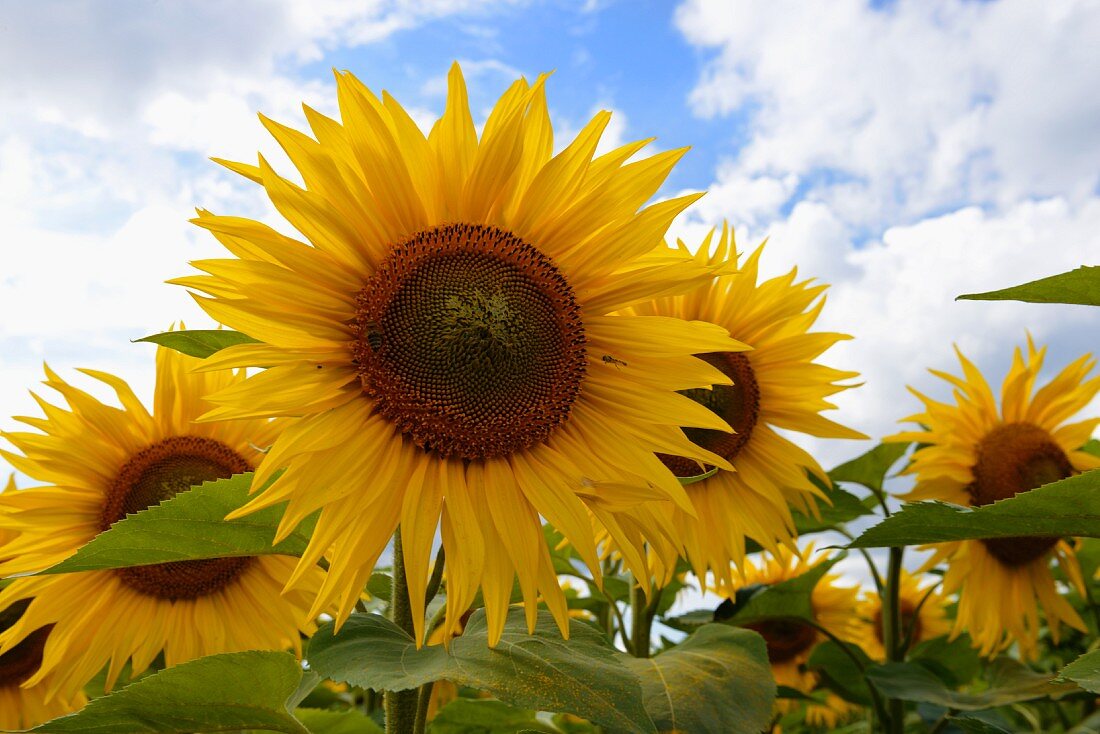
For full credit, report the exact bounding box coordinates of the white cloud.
[675,0,1100,229]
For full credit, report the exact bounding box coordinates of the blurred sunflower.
[174,63,743,645]
[857,571,951,661]
[0,346,323,697]
[0,478,85,729]
[891,339,1100,659]
[722,544,863,730]
[627,224,864,589]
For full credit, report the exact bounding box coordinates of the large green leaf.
[307,609,654,733]
[864,659,1077,711]
[726,554,842,625]
[30,652,309,733]
[807,640,875,706]
[42,474,313,574]
[135,329,260,358]
[293,709,383,734]
[794,473,873,533]
[428,699,558,733]
[828,442,910,494]
[1059,649,1100,693]
[849,471,1100,548]
[957,266,1100,306]
[626,624,774,734]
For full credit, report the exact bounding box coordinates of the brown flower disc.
[659,351,761,477]
[969,422,1074,567]
[353,223,586,460]
[0,600,51,688]
[743,618,819,664]
[103,436,254,601]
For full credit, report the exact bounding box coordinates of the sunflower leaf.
[292,708,383,734]
[624,624,775,734]
[807,640,876,706]
[428,699,559,733]
[134,329,260,358]
[795,472,872,533]
[865,658,1078,710]
[307,608,655,732]
[847,470,1100,548]
[30,651,310,733]
[1058,649,1100,693]
[722,553,843,625]
[956,266,1100,306]
[828,442,911,495]
[40,473,315,574]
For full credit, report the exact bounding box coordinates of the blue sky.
[1,0,1098,472]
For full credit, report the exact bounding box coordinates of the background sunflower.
[0,345,324,697]
[891,339,1100,659]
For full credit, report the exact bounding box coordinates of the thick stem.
[630,581,652,658]
[385,529,420,734]
[882,546,905,734]
[412,681,435,734]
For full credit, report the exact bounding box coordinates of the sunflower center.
[353,223,586,460]
[104,436,255,601]
[659,351,760,477]
[744,619,819,664]
[969,422,1073,567]
[0,600,51,688]
[873,600,921,648]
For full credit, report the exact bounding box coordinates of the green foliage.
[724,554,842,626]
[864,658,1078,711]
[135,329,260,358]
[428,699,558,733]
[626,624,775,734]
[1058,649,1100,693]
[307,609,654,732]
[909,634,982,688]
[828,442,911,494]
[794,473,873,533]
[42,474,314,574]
[32,652,310,733]
[294,708,384,734]
[807,640,876,706]
[957,266,1100,306]
[849,470,1100,547]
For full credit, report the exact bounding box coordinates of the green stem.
[630,580,652,658]
[882,546,905,734]
[424,545,446,608]
[385,529,419,734]
[412,681,435,734]
[837,526,885,594]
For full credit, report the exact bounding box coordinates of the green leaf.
[828,442,911,494]
[661,608,714,633]
[135,329,260,358]
[909,634,982,688]
[1082,438,1100,458]
[849,470,1100,548]
[949,717,1012,734]
[677,466,719,485]
[864,658,1077,711]
[727,554,842,625]
[1059,649,1100,693]
[794,473,873,533]
[626,624,775,734]
[307,609,654,733]
[807,640,875,706]
[957,266,1100,306]
[294,708,383,734]
[428,699,558,733]
[43,474,314,574]
[31,651,309,733]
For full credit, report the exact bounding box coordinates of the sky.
[1,1,1098,592]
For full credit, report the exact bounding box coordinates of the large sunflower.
[891,339,1100,659]
[627,224,864,588]
[173,64,742,645]
[0,346,324,698]
[723,544,863,730]
[856,570,951,662]
[0,478,85,729]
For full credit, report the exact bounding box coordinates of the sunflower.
[626,224,864,589]
[856,571,951,662]
[0,346,324,698]
[724,544,863,730]
[0,479,86,729]
[172,63,743,645]
[891,339,1100,659]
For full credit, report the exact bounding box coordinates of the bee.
[601,354,628,369]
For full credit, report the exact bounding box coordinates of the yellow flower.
[174,63,742,645]
[0,346,324,698]
[891,339,1100,659]
[857,571,951,661]
[728,545,862,730]
[628,225,864,588]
